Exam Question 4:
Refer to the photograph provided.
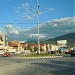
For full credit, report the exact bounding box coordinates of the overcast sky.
[0,0,74,41]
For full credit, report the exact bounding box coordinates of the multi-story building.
[0,34,8,49]
[8,40,24,53]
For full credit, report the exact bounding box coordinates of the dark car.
[70,49,75,57]
[2,52,11,57]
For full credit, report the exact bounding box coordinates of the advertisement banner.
[57,40,67,47]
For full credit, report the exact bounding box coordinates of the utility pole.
[36,0,40,54]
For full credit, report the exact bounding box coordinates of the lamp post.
[28,0,40,54]
[36,0,40,54]
[26,34,27,50]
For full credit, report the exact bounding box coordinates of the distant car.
[70,49,75,57]
[2,52,11,57]
[65,49,70,54]
[0,51,4,55]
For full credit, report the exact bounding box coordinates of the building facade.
[0,34,8,49]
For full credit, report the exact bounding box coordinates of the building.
[8,40,23,53]
[41,44,47,52]
[47,44,59,54]
[0,34,8,50]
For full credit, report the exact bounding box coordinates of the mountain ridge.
[47,32,75,41]
[46,32,75,46]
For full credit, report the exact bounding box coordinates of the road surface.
[0,55,75,75]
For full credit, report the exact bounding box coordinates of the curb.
[13,56,63,59]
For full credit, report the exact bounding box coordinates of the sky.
[0,0,75,41]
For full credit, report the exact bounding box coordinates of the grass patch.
[16,53,56,57]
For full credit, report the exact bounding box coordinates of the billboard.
[57,40,67,47]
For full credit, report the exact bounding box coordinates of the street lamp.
[36,0,40,54]
[28,0,40,54]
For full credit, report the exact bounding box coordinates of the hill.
[46,32,75,47]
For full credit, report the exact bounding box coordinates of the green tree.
[24,45,33,52]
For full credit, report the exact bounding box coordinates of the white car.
[0,51,4,55]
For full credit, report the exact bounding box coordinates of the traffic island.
[13,53,63,59]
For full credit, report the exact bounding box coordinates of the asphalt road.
[0,55,75,75]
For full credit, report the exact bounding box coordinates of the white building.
[0,34,8,49]
[47,44,58,51]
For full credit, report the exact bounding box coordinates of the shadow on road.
[31,57,75,75]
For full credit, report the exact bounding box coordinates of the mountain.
[48,32,75,40]
[46,32,75,47]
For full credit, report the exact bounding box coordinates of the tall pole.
[36,0,40,54]
[26,34,27,50]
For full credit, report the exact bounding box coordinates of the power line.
[0,23,38,24]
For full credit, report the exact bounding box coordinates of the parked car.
[2,52,11,57]
[0,49,4,55]
[65,48,70,54]
[70,49,75,57]
[0,51,4,55]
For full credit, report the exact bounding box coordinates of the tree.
[24,45,33,52]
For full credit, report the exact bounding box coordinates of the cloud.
[62,30,73,33]
[48,8,56,11]
[53,24,58,27]
[29,34,46,39]
[17,3,30,11]
[52,17,74,23]
[0,31,2,33]
[4,24,31,41]
[29,34,38,38]
[0,27,3,31]
[0,27,6,34]
[28,16,74,39]
[3,16,75,41]
[16,2,34,21]
[5,24,19,35]
[21,3,30,11]
[25,16,33,20]
[40,34,47,39]
[43,8,56,13]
